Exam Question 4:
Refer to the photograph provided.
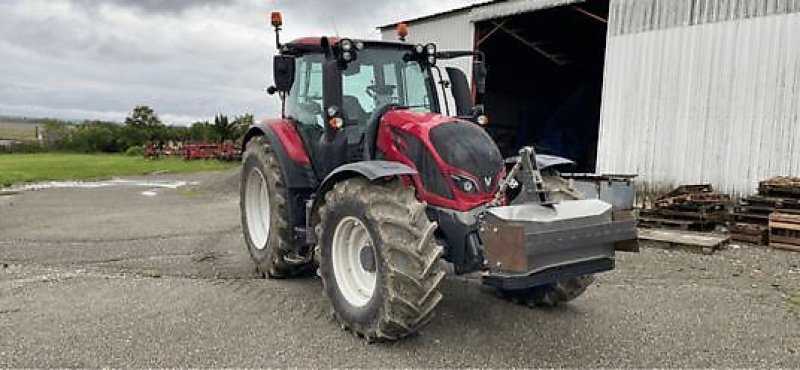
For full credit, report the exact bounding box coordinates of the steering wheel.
[366,84,396,98]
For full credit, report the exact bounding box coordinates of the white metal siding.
[597,1,800,196]
[469,0,583,21]
[381,11,475,114]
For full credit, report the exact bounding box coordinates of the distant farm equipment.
[144,140,241,161]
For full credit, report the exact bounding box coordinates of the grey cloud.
[73,0,230,14]
[0,0,483,124]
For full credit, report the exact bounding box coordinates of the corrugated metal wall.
[468,0,582,21]
[597,0,800,196]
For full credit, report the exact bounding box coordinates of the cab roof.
[283,37,414,55]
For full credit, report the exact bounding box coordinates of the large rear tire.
[240,136,305,278]
[500,275,595,307]
[316,178,445,341]
[500,175,596,307]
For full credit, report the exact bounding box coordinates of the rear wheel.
[240,136,305,278]
[500,275,595,307]
[500,175,596,307]
[317,178,445,341]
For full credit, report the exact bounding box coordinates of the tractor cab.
[272,34,487,179]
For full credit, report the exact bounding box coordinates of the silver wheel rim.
[245,167,271,249]
[332,216,377,307]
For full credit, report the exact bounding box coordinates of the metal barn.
[379,0,800,196]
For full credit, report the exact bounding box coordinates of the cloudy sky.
[0,0,483,125]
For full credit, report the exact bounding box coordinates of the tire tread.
[317,178,444,341]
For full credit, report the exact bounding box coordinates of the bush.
[124,146,144,157]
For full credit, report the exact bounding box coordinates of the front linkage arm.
[489,146,549,207]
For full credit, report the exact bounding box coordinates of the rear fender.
[242,120,316,189]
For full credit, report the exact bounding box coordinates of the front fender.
[312,160,417,217]
[317,160,417,196]
[504,154,576,171]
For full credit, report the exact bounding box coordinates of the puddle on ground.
[4,179,198,193]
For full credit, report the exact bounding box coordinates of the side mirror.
[273,55,295,92]
[445,67,473,117]
[473,60,487,95]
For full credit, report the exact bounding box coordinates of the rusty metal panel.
[480,221,528,273]
[598,0,800,196]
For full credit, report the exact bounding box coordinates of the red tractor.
[239,13,637,341]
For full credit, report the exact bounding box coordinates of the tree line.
[32,106,254,154]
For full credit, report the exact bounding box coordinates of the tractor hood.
[376,109,505,211]
[429,120,504,193]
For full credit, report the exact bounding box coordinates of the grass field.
[0,153,239,187]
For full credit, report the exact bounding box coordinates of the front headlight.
[451,174,478,194]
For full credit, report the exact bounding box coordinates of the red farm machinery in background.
[144,140,241,161]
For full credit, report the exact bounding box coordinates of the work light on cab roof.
[396,22,408,41]
[270,11,282,27]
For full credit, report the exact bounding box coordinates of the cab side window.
[287,56,324,127]
[342,64,376,124]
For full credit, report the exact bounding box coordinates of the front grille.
[430,122,503,192]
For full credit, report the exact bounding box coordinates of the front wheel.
[316,178,445,341]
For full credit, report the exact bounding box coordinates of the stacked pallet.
[762,177,800,252]
[760,176,800,198]
[769,213,800,252]
[731,196,772,244]
[732,177,800,248]
[639,184,730,231]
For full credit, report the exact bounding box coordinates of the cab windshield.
[287,47,439,128]
[342,48,438,118]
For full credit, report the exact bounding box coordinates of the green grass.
[0,153,238,187]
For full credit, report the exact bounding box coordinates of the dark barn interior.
[475,0,609,172]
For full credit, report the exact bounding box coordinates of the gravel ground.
[1,170,798,367]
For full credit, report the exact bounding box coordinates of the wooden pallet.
[770,242,800,252]
[759,176,800,199]
[638,216,717,231]
[769,212,800,252]
[638,228,729,254]
[743,195,800,209]
[732,212,769,224]
[648,208,728,221]
[730,223,768,245]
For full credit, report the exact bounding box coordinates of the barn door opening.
[475,0,609,172]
